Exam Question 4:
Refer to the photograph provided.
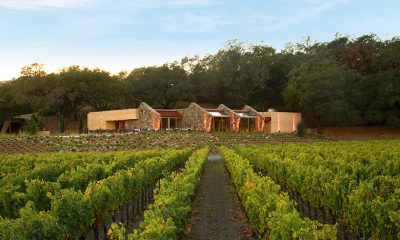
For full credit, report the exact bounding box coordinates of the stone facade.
[217,104,236,116]
[217,104,237,131]
[181,103,209,130]
[243,105,265,132]
[87,101,301,133]
[230,112,241,132]
[125,120,139,129]
[128,102,161,130]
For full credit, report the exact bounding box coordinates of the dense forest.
[0,34,399,128]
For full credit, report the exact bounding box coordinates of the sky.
[0,0,400,80]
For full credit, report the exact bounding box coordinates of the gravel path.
[182,155,253,240]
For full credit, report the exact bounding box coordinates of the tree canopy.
[0,34,399,128]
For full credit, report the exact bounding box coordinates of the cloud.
[164,0,220,5]
[163,11,234,34]
[159,0,351,34]
[257,0,351,30]
[311,0,350,13]
[0,0,97,10]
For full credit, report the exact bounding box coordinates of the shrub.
[296,121,307,137]
[59,115,65,133]
[24,115,39,135]
[78,113,84,134]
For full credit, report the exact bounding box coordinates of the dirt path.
[183,155,253,240]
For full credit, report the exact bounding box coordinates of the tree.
[59,114,65,133]
[1,34,399,129]
[342,34,383,75]
[78,113,84,134]
[77,68,125,111]
[0,80,32,125]
[359,72,400,125]
[284,59,358,132]
[127,64,193,108]
[20,63,46,77]
[43,73,84,119]
[24,115,39,135]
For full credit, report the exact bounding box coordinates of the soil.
[0,138,49,153]
[0,131,327,154]
[182,155,253,240]
[321,126,400,140]
[2,126,399,154]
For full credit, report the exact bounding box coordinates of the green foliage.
[236,139,400,239]
[50,189,93,238]
[127,147,209,240]
[220,147,337,239]
[23,115,39,135]
[20,63,46,77]
[0,148,192,239]
[59,115,65,133]
[108,223,126,240]
[1,34,399,127]
[78,113,84,134]
[0,202,61,240]
[0,149,163,219]
[284,59,358,130]
[127,63,194,108]
[296,121,307,137]
[25,180,61,212]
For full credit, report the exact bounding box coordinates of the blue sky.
[0,0,399,80]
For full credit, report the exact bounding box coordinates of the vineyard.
[0,148,197,239]
[235,139,400,239]
[0,131,326,154]
[0,139,399,239]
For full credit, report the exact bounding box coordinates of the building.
[87,102,162,131]
[1,113,82,135]
[87,102,301,133]
[86,108,139,131]
[262,111,301,133]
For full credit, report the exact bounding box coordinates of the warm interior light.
[277,112,280,132]
[292,113,296,132]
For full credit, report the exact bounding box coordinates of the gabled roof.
[233,110,257,118]
[205,109,224,112]
[155,109,182,118]
[205,109,230,117]
[12,113,37,121]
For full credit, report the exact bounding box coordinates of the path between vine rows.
[182,155,253,240]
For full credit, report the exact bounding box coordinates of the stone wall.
[181,103,208,130]
[128,102,161,129]
[87,102,275,132]
[125,120,139,129]
[218,104,236,131]
[217,104,235,116]
[243,105,265,132]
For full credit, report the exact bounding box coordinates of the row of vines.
[0,147,192,239]
[109,147,210,240]
[221,147,337,239]
[236,139,400,239]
